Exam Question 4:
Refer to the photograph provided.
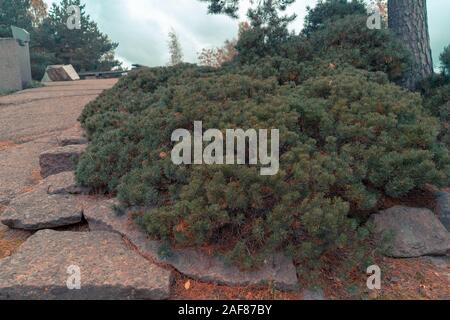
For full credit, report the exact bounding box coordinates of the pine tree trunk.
[388,0,433,90]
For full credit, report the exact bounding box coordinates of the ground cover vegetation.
[77,0,450,273]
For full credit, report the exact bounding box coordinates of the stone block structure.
[0,38,23,92]
[0,27,33,92]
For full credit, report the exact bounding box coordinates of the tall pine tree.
[388,0,433,90]
[44,0,121,72]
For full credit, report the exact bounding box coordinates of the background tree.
[368,0,387,21]
[198,39,237,67]
[302,0,366,36]
[0,0,49,78]
[440,46,450,77]
[44,0,121,72]
[0,0,33,36]
[198,22,249,67]
[200,0,295,18]
[29,0,48,26]
[168,29,183,66]
[202,0,298,65]
[388,0,433,90]
[0,0,121,79]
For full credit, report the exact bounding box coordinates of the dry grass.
[170,256,449,300]
[171,272,303,300]
[0,206,30,260]
[28,169,43,185]
[0,224,28,260]
[0,141,16,152]
[375,257,450,300]
[0,234,25,260]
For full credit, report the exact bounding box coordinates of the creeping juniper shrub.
[307,15,410,82]
[77,65,449,270]
[77,10,449,271]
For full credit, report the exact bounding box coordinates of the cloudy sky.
[43,0,450,69]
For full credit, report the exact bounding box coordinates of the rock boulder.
[372,206,450,258]
[1,188,83,230]
[42,171,90,195]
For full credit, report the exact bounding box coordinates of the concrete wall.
[0,38,33,92]
[0,38,23,92]
[17,42,32,86]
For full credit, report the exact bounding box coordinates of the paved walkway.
[0,79,117,203]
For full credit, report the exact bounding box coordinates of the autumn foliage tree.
[198,22,248,67]
[29,0,48,25]
[0,0,33,36]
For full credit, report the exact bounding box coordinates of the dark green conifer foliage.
[77,1,449,271]
[302,0,367,36]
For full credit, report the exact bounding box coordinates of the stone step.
[1,189,83,230]
[84,199,299,292]
[0,230,172,300]
[39,144,86,178]
[43,171,90,195]
[1,172,89,231]
[57,134,88,147]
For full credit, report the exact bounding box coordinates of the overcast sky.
[43,0,450,70]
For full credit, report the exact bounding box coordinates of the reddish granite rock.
[42,171,90,195]
[0,230,172,300]
[39,145,86,178]
[1,188,83,230]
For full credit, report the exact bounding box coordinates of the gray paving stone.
[373,206,450,258]
[1,188,83,230]
[0,230,172,300]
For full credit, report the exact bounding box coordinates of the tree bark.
[388,0,433,90]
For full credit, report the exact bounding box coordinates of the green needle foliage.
[77,1,449,271]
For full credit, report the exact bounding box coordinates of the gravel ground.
[0,79,116,142]
[0,79,117,202]
[0,79,116,261]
